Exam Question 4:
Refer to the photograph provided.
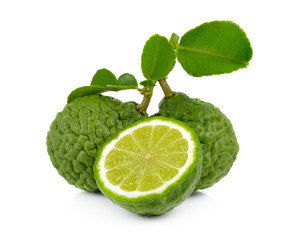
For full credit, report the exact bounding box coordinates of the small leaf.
[67,85,137,103]
[67,86,106,103]
[169,33,180,49]
[118,73,138,87]
[141,34,176,81]
[91,68,117,86]
[140,80,156,87]
[177,21,253,77]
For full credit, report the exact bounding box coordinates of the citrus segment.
[119,166,143,192]
[137,163,164,192]
[115,135,143,153]
[155,152,188,168]
[151,162,178,182]
[131,126,153,151]
[104,149,138,169]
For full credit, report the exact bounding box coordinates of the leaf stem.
[158,78,175,99]
[137,87,153,115]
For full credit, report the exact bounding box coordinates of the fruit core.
[145,153,152,160]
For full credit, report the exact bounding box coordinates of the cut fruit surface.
[94,116,202,215]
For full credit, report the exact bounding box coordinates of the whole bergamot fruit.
[157,92,239,190]
[46,94,147,192]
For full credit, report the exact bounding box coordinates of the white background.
[1,0,299,239]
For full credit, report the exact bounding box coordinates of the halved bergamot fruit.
[93,116,202,215]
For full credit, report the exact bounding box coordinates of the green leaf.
[169,33,180,49]
[118,73,138,87]
[177,21,253,77]
[68,69,140,103]
[140,80,156,87]
[91,68,117,86]
[67,85,137,103]
[141,34,176,81]
[106,85,138,91]
[67,86,105,103]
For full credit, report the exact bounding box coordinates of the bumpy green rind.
[158,92,239,190]
[46,94,147,192]
[94,116,202,215]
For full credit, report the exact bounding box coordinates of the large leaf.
[67,85,137,103]
[91,68,117,86]
[177,21,253,77]
[141,34,176,81]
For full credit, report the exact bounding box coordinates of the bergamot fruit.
[158,92,239,190]
[46,94,147,192]
[93,116,202,215]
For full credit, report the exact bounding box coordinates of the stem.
[158,78,175,99]
[137,87,153,115]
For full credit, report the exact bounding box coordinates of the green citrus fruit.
[93,116,202,215]
[158,92,239,190]
[46,94,147,192]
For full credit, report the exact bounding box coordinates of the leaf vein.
[178,46,248,65]
[148,37,161,79]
